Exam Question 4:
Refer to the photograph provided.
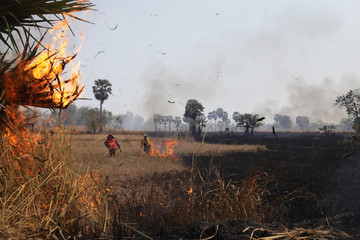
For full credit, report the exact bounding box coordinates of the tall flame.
[3,20,84,109]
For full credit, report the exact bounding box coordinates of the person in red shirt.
[104,134,121,157]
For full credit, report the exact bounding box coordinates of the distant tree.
[296,116,310,130]
[335,88,360,129]
[183,116,191,131]
[50,104,78,126]
[167,115,174,131]
[184,99,206,136]
[174,116,182,131]
[216,121,225,131]
[133,115,144,130]
[215,108,225,120]
[236,113,262,135]
[232,112,241,131]
[121,111,144,130]
[215,108,228,130]
[193,114,207,136]
[221,111,229,130]
[161,115,174,131]
[153,114,163,131]
[112,114,124,128]
[92,79,112,132]
[225,118,231,129]
[207,111,218,131]
[274,114,292,130]
[84,108,100,134]
[162,115,168,131]
[76,106,91,125]
[339,118,353,130]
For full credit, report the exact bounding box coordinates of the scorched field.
[67,131,359,239]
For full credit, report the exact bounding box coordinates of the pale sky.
[67,0,360,123]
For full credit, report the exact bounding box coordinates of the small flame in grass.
[187,187,193,195]
[150,139,179,158]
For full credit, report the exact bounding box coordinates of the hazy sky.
[68,0,360,123]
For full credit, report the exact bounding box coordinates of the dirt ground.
[175,131,360,239]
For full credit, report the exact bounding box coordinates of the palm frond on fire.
[0,0,93,130]
[0,0,94,52]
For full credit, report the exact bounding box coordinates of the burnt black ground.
[175,131,360,239]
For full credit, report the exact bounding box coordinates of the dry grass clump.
[245,225,351,239]
[0,121,109,238]
[102,166,276,237]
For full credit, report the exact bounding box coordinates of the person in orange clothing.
[141,134,151,153]
[104,134,121,157]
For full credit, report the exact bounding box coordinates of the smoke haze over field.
[68,0,360,124]
[256,76,358,124]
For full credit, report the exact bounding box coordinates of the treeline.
[27,104,353,134]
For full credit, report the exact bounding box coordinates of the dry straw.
[0,111,108,239]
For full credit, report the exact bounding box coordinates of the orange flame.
[150,139,179,158]
[3,20,83,109]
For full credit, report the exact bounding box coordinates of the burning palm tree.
[0,0,94,130]
[0,1,111,239]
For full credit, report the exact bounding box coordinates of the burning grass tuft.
[0,115,108,238]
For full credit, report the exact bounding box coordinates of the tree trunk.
[245,124,249,134]
[99,101,103,133]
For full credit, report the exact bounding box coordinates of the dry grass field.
[70,133,268,179]
[1,128,356,239]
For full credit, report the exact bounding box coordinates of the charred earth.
[173,131,360,239]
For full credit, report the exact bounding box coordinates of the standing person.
[141,134,151,152]
[104,134,121,157]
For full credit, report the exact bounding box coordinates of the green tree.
[335,88,360,129]
[92,79,112,132]
[84,108,100,134]
[236,113,262,135]
[184,99,206,136]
